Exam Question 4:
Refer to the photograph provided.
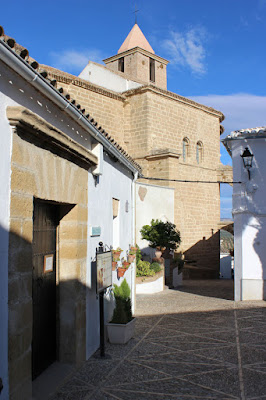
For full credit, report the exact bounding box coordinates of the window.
[150,58,155,82]
[196,141,203,164]
[118,57,124,73]
[182,137,189,161]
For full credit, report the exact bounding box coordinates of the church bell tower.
[103,24,169,90]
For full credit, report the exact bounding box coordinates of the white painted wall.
[136,276,164,294]
[227,137,266,300]
[0,64,13,400]
[135,182,175,259]
[79,62,142,93]
[86,154,136,358]
[220,254,232,279]
[0,58,137,383]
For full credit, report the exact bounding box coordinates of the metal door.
[32,199,58,379]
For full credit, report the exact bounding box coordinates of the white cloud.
[49,49,105,73]
[189,93,266,218]
[162,27,207,75]
[189,93,266,137]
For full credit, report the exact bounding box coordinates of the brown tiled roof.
[0,25,142,173]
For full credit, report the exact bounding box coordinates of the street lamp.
[241,147,254,180]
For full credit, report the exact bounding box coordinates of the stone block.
[10,194,33,219]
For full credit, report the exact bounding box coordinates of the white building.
[0,27,140,399]
[223,127,266,301]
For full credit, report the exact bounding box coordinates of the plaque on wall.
[43,254,54,273]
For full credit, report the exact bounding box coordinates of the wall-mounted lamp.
[241,147,254,180]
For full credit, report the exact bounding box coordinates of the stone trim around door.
[7,108,89,400]
[6,106,98,169]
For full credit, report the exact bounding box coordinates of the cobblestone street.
[49,280,266,400]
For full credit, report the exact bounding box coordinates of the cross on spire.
[133,4,139,24]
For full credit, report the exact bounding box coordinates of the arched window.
[196,141,203,164]
[183,137,189,161]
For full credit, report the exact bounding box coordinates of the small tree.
[140,219,181,251]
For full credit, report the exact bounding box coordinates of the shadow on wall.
[184,231,220,279]
[0,224,8,399]
[4,223,117,400]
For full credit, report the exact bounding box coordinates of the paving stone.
[51,281,266,400]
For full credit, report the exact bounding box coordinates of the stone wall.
[8,123,88,400]
[48,69,223,276]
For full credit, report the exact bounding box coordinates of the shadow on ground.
[50,283,266,400]
[175,279,234,301]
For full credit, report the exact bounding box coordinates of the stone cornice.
[103,47,169,65]
[7,106,98,169]
[40,65,126,102]
[124,85,225,122]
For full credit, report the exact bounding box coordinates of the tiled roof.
[0,25,142,173]
[227,126,266,139]
[118,23,155,54]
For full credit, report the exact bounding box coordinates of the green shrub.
[136,260,155,277]
[150,262,162,273]
[135,244,142,265]
[111,279,132,324]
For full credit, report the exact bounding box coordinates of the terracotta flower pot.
[117,267,127,278]
[122,261,130,269]
[112,261,117,271]
[128,254,135,263]
[155,249,162,259]
[130,247,138,253]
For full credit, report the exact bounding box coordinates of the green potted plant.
[127,250,136,264]
[112,247,123,262]
[106,279,135,344]
[140,219,181,252]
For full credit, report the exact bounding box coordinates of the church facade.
[43,23,228,277]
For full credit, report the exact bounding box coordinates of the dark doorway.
[32,199,59,380]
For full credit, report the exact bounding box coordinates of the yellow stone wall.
[52,72,223,275]
[8,129,88,400]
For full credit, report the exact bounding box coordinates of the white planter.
[173,268,183,287]
[106,318,136,344]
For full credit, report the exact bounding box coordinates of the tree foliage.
[140,219,181,250]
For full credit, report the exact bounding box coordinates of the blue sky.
[2,0,266,218]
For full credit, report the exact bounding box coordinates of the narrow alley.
[44,280,266,399]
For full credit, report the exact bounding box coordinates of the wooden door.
[32,199,58,379]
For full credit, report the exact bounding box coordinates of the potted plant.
[127,250,136,264]
[106,279,135,344]
[122,258,130,269]
[140,219,181,252]
[112,261,117,271]
[117,266,127,278]
[112,247,123,262]
[130,246,138,253]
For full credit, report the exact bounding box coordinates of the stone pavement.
[51,280,266,400]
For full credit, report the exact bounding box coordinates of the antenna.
[133,4,139,24]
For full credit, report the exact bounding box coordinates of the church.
[43,23,229,277]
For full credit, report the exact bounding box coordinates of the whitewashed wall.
[0,59,136,379]
[135,182,175,258]
[229,138,266,300]
[86,155,135,358]
[79,62,141,93]
[0,63,14,400]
